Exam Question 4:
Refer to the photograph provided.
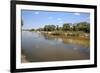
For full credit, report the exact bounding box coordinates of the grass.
[40,30,89,39]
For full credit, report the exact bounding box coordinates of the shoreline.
[21,54,29,63]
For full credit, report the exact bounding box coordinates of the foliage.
[29,22,90,33]
[30,29,35,31]
[44,25,56,31]
[75,22,90,33]
[62,23,70,31]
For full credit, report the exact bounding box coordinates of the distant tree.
[70,26,73,31]
[44,25,56,31]
[56,25,59,30]
[73,25,76,31]
[30,29,35,31]
[37,28,44,31]
[44,25,49,31]
[59,27,63,30]
[76,22,90,33]
[62,23,70,31]
[50,25,56,31]
[84,23,90,33]
[36,22,90,33]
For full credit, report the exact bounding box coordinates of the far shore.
[23,30,90,40]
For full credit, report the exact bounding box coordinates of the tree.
[37,28,44,31]
[50,25,56,31]
[62,23,70,31]
[56,25,59,30]
[44,25,50,31]
[44,25,56,31]
[76,22,90,33]
[73,25,77,31]
[30,29,35,31]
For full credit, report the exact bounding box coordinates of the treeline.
[36,22,90,33]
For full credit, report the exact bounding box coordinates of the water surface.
[21,31,90,62]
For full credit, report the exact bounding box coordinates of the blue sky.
[21,10,90,29]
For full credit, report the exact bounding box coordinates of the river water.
[21,31,90,62]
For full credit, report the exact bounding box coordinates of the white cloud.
[34,12,39,14]
[74,13,80,15]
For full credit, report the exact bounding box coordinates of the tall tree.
[62,23,70,31]
[44,25,56,31]
[76,22,90,32]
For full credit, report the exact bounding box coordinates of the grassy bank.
[40,31,90,47]
[40,31,90,39]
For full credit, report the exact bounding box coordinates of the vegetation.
[44,25,56,31]
[62,23,70,31]
[29,29,35,31]
[36,22,90,33]
[22,21,90,38]
[76,22,90,33]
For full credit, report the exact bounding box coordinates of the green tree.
[62,23,70,31]
[37,28,44,31]
[44,25,56,31]
[56,25,59,30]
[30,29,35,31]
[44,25,50,31]
[76,22,90,33]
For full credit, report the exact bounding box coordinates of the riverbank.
[25,30,90,38]
[40,31,90,47]
[40,31,90,39]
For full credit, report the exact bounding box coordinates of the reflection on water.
[21,31,90,62]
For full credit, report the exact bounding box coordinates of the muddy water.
[21,31,90,62]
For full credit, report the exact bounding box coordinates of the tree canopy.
[29,22,90,33]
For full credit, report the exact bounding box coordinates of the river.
[21,31,90,63]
